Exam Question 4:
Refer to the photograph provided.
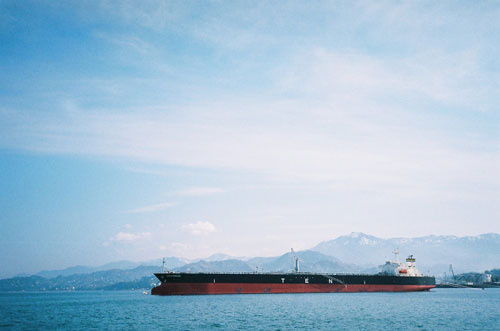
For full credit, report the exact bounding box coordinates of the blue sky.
[1,1,499,277]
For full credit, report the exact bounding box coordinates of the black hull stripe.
[154,273,436,286]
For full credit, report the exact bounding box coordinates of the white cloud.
[110,231,152,242]
[170,242,190,250]
[177,187,225,196]
[182,221,217,236]
[125,202,176,213]
[278,47,493,110]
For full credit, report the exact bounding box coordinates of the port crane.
[449,264,456,282]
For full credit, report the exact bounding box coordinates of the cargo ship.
[151,251,435,295]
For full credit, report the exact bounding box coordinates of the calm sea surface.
[1,288,499,330]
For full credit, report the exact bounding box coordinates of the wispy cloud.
[1,4,498,201]
[177,187,225,197]
[110,231,152,242]
[3,90,497,199]
[125,202,176,214]
[182,221,217,236]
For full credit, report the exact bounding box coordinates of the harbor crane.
[449,264,456,281]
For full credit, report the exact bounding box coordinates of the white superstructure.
[378,253,423,277]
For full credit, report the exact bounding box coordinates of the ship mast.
[162,257,166,273]
[291,248,299,273]
[392,248,399,263]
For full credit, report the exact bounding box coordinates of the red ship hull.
[151,282,434,295]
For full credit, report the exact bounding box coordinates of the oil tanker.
[151,252,435,295]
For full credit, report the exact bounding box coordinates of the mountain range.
[34,257,187,279]
[0,266,159,292]
[312,232,500,274]
[176,250,362,274]
[1,232,499,291]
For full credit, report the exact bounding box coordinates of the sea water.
[1,289,499,330]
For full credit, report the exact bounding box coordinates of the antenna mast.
[392,248,399,263]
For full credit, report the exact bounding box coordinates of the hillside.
[0,266,159,291]
[175,259,253,273]
[35,257,186,278]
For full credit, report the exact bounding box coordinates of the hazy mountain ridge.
[34,257,187,279]
[191,253,250,263]
[172,250,361,274]
[0,251,364,291]
[175,259,253,273]
[1,232,499,291]
[0,266,160,291]
[26,232,500,280]
[258,250,361,273]
[312,232,500,275]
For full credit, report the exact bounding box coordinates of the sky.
[0,1,499,278]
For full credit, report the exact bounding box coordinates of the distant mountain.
[174,250,361,274]
[36,266,96,278]
[0,265,159,292]
[175,259,253,273]
[1,252,361,291]
[2,232,499,292]
[4,251,360,291]
[245,256,278,268]
[35,257,186,279]
[258,250,360,273]
[142,257,189,270]
[203,253,237,262]
[312,232,500,275]
[190,253,250,263]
